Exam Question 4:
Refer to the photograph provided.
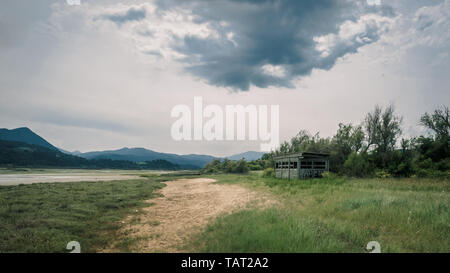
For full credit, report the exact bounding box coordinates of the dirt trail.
[108,178,274,252]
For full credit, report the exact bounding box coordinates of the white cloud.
[261,64,286,78]
[314,13,396,58]
[410,0,450,47]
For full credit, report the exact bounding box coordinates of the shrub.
[262,168,275,178]
[321,171,339,179]
[415,168,450,179]
[342,152,373,177]
[231,159,249,174]
[375,170,392,179]
[202,159,249,174]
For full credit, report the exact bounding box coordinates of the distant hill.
[0,140,180,170]
[0,127,57,150]
[0,127,264,169]
[78,147,216,169]
[226,151,266,161]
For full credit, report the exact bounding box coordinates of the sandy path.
[107,178,274,252]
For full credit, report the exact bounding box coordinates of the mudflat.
[0,173,141,186]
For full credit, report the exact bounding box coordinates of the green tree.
[364,104,402,153]
[420,105,449,141]
[277,130,332,155]
[363,104,403,168]
[232,159,249,173]
[412,105,450,175]
[330,123,365,172]
[343,152,373,177]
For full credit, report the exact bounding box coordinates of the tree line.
[203,105,449,178]
[274,104,449,178]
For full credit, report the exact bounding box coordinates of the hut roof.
[273,152,330,160]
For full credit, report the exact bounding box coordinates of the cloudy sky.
[0,0,449,156]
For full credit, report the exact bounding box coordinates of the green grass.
[189,173,450,253]
[2,169,449,253]
[0,173,171,253]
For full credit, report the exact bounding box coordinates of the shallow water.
[0,173,140,186]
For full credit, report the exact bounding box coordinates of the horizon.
[0,126,267,157]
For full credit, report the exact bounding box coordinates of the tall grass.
[0,175,166,253]
[191,173,450,253]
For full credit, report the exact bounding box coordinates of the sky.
[0,0,449,156]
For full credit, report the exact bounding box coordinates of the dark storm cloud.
[103,7,146,25]
[157,0,394,90]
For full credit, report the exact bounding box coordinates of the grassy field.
[0,173,172,253]
[188,172,450,253]
[1,169,448,253]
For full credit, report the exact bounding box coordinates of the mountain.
[77,148,266,168]
[226,151,266,161]
[78,147,216,169]
[0,127,215,169]
[0,127,57,150]
[0,140,180,170]
[58,148,73,154]
[0,127,264,169]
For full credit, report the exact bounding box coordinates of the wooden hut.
[273,152,330,179]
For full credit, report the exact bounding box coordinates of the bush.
[375,170,392,179]
[321,171,339,179]
[202,159,249,174]
[412,156,450,179]
[262,168,274,178]
[342,152,373,177]
[231,159,249,174]
[415,169,450,179]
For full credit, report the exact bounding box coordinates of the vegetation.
[0,174,170,252]
[246,154,273,171]
[286,105,448,178]
[202,158,250,174]
[1,105,448,253]
[201,154,272,174]
[0,140,181,170]
[189,172,450,253]
[213,105,448,179]
[262,168,274,178]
